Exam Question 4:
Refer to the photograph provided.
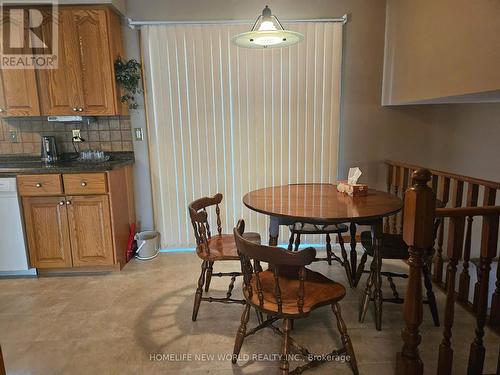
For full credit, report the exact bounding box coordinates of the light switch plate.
[134,128,144,141]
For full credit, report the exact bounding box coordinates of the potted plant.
[115,57,143,109]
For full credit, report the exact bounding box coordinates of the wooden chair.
[285,184,353,285]
[188,193,261,321]
[232,219,358,375]
[287,222,353,285]
[358,212,443,328]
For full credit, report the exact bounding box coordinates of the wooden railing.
[395,169,500,375]
[385,161,500,328]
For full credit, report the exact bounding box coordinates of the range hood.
[47,116,83,122]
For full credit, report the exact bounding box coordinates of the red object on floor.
[126,223,136,262]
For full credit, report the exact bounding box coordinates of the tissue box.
[337,181,368,196]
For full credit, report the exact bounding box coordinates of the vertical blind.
[141,22,344,248]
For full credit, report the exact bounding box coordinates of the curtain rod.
[127,14,348,28]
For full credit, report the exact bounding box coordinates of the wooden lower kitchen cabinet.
[66,195,114,266]
[19,167,135,272]
[22,196,73,269]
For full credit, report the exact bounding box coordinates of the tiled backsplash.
[0,116,133,155]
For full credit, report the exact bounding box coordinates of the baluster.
[473,187,497,312]
[400,168,410,234]
[274,267,283,314]
[496,347,500,375]
[467,213,499,375]
[431,174,439,194]
[384,163,394,233]
[450,179,465,208]
[443,180,464,288]
[437,215,465,375]
[434,176,451,284]
[458,183,479,303]
[215,204,222,236]
[396,169,435,375]
[491,253,500,327]
[391,166,401,234]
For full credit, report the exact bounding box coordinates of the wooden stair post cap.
[412,169,431,186]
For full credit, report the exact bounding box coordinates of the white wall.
[383,0,500,105]
[122,26,155,231]
[383,104,500,183]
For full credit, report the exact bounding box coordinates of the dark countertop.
[0,152,134,176]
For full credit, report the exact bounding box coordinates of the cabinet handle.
[35,183,42,188]
[0,108,5,113]
[72,107,77,112]
[59,201,65,206]
[66,200,72,205]
[80,181,87,187]
[79,107,84,112]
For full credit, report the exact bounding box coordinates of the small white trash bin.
[135,231,160,260]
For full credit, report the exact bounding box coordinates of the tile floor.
[0,249,498,374]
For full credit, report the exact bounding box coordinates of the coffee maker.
[40,136,59,163]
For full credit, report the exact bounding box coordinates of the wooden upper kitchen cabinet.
[0,69,41,117]
[22,196,73,269]
[0,8,40,116]
[66,195,114,266]
[37,6,127,116]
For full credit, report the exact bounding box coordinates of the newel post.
[396,169,436,375]
[0,344,5,375]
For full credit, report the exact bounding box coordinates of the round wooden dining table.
[243,183,403,328]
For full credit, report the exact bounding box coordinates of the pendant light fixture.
[232,5,304,49]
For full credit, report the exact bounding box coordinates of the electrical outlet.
[72,129,81,142]
[9,130,19,143]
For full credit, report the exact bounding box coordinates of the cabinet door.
[0,9,40,116]
[66,9,115,115]
[0,75,5,117]
[37,8,82,115]
[22,196,72,268]
[66,195,114,266]
[0,69,40,116]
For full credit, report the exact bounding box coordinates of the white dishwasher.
[0,177,36,276]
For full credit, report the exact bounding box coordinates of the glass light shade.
[258,20,277,31]
[232,6,304,49]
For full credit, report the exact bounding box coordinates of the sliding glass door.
[142,22,343,248]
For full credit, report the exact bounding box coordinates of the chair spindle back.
[234,220,316,314]
[188,193,224,253]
